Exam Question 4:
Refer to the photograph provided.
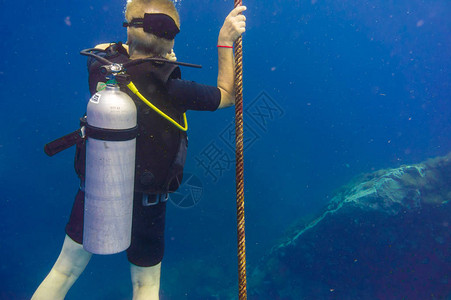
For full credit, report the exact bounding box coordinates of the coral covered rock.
[250,153,451,299]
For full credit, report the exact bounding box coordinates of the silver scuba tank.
[83,84,137,254]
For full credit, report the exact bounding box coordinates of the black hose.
[80,48,113,65]
[123,57,202,69]
[80,48,202,69]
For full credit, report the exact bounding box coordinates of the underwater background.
[1,0,450,299]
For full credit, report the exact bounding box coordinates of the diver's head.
[124,0,180,58]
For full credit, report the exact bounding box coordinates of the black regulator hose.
[123,57,202,69]
[80,48,113,65]
[80,48,202,69]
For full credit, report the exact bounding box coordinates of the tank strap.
[85,123,138,141]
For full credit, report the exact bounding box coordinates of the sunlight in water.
[173,0,182,9]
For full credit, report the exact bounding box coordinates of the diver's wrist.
[217,36,233,47]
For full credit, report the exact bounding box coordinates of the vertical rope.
[233,1,247,299]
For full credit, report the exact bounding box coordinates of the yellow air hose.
[127,81,188,132]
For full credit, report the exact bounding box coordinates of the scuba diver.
[32,0,246,299]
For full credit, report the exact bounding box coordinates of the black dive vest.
[75,43,187,194]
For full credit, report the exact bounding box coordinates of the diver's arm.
[217,6,247,109]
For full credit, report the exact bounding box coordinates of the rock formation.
[249,153,451,299]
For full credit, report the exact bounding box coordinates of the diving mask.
[123,13,180,40]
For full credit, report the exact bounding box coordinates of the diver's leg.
[128,194,166,300]
[32,234,92,300]
[130,262,162,300]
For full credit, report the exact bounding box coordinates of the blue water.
[1,0,450,299]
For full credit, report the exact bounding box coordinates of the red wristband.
[217,45,233,48]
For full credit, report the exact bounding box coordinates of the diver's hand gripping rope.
[234,1,247,299]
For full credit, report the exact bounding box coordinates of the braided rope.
[234,1,247,299]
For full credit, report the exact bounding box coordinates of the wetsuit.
[66,43,220,267]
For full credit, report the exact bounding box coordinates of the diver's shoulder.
[94,43,129,53]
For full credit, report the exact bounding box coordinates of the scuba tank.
[83,83,137,254]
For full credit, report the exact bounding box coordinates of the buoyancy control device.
[44,46,201,254]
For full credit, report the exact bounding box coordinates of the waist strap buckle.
[142,193,169,206]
